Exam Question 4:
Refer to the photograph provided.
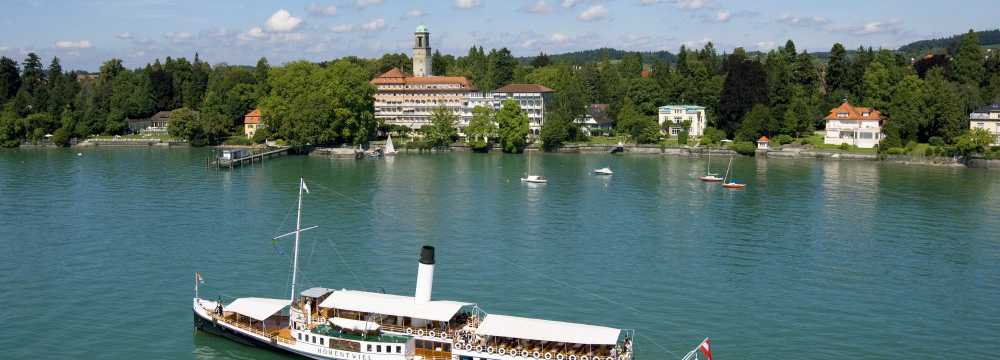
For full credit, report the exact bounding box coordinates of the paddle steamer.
[193,179,635,360]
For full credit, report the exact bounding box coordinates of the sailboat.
[384,134,397,156]
[192,178,651,360]
[698,150,723,182]
[520,150,547,183]
[721,156,746,189]
[593,167,614,175]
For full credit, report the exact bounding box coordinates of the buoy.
[77,153,82,156]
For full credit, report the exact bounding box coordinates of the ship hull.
[193,310,335,360]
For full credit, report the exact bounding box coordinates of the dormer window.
[837,112,848,118]
[862,112,870,117]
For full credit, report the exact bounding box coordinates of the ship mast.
[271,178,317,329]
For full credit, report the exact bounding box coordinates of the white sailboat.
[193,178,653,360]
[721,156,746,189]
[520,150,548,183]
[698,150,723,182]
[384,134,397,156]
[594,167,613,175]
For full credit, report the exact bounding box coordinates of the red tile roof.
[244,109,261,124]
[758,136,769,142]
[823,102,882,121]
[370,68,473,88]
[494,83,555,93]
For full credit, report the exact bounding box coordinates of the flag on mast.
[301,180,309,194]
[196,272,205,284]
[698,338,712,360]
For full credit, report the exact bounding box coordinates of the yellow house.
[243,109,264,138]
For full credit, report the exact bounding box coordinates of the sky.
[1,0,996,71]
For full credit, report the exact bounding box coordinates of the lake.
[1,148,998,359]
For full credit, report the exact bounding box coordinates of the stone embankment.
[75,139,188,147]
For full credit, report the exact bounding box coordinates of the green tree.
[620,53,643,77]
[884,74,927,142]
[260,60,375,146]
[466,105,496,150]
[950,30,985,86]
[954,128,994,157]
[425,106,458,148]
[168,108,204,144]
[496,99,529,153]
[530,52,551,68]
[484,48,517,90]
[862,61,892,111]
[719,56,769,135]
[0,57,20,103]
[615,96,659,143]
[735,104,770,142]
[782,86,816,138]
[924,68,967,143]
[826,43,852,94]
[539,111,570,151]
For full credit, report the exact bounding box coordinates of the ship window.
[312,336,316,343]
[297,333,301,340]
[397,346,402,353]
[368,344,372,352]
[377,345,382,352]
[319,338,324,346]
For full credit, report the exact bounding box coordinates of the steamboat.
[193,179,641,360]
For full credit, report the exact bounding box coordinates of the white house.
[969,104,1000,146]
[657,105,706,138]
[823,102,884,149]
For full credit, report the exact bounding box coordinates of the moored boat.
[594,167,614,175]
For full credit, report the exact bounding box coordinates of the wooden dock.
[209,146,290,169]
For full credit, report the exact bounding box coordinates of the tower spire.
[413,25,432,77]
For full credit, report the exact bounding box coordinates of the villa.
[823,102,884,149]
[243,109,265,138]
[657,105,706,138]
[969,104,1000,146]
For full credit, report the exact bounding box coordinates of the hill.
[517,47,676,65]
[898,29,1000,55]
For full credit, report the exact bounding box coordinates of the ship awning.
[318,290,472,322]
[224,297,291,321]
[330,317,381,332]
[475,314,621,345]
[301,287,335,298]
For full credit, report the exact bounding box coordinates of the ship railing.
[209,312,287,343]
[451,338,631,360]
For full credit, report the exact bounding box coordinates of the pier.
[208,146,290,169]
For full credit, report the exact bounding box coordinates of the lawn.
[797,131,877,154]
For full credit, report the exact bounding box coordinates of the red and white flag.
[698,338,712,360]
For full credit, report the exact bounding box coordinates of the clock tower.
[413,25,432,77]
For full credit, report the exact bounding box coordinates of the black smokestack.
[419,245,435,265]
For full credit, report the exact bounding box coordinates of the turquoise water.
[1,148,998,359]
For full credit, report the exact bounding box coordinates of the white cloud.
[672,0,712,9]
[164,32,194,43]
[550,32,570,44]
[330,24,355,33]
[306,3,338,16]
[578,5,607,21]
[562,0,582,8]
[519,31,577,49]
[406,9,425,18]
[522,0,553,14]
[355,0,383,8]
[55,40,93,49]
[266,9,303,32]
[0,46,8,52]
[715,10,731,22]
[455,0,481,9]
[776,13,829,27]
[831,20,904,36]
[361,18,386,31]
[682,37,713,48]
[116,32,133,40]
[244,27,267,39]
[756,41,776,50]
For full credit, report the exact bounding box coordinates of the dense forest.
[898,29,1000,55]
[515,48,677,65]
[1,30,999,154]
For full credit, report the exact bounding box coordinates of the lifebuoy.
[557,353,565,360]
[466,344,473,351]
[406,328,413,335]
[534,351,541,358]
[522,350,530,357]
[428,330,435,337]
[619,356,625,360]
[498,348,506,355]
[477,346,484,353]
[488,346,495,354]
[417,329,425,336]
[581,356,589,360]
[545,353,553,359]
[570,355,577,360]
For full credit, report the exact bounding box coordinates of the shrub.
[677,130,689,145]
[223,136,251,146]
[839,143,851,151]
[701,127,725,145]
[928,136,945,147]
[775,134,794,145]
[51,127,71,147]
[730,141,756,156]
[904,140,918,153]
[885,147,906,155]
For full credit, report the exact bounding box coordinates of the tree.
[167,107,203,144]
[0,57,20,103]
[0,106,24,147]
[924,68,967,143]
[466,105,497,150]
[620,53,643,77]
[615,96,659,143]
[719,57,769,135]
[540,111,570,151]
[826,43,852,94]
[496,99,529,153]
[735,104,771,142]
[954,128,994,157]
[950,30,985,86]
[425,106,458,148]
[531,52,551,68]
[884,74,927,143]
[260,60,375,146]
[862,61,892,111]
[484,48,517,90]
[782,86,816,138]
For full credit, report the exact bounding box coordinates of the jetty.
[208,146,290,169]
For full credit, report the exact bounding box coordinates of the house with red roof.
[243,109,264,138]
[823,102,884,149]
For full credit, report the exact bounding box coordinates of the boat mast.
[723,156,733,183]
[290,178,304,305]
